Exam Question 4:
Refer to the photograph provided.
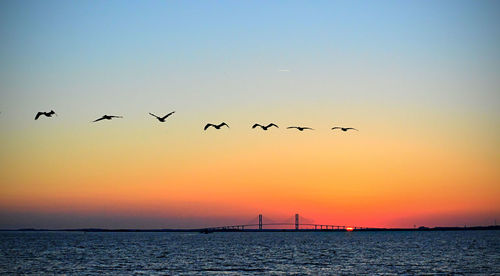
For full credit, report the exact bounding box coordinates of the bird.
[204,122,229,130]
[331,127,358,132]
[92,115,123,122]
[287,126,313,131]
[252,123,278,130]
[149,111,175,122]
[35,110,57,120]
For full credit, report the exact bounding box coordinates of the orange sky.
[0,105,498,229]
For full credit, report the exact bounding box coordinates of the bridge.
[200,214,366,232]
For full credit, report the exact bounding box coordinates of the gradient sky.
[0,0,499,229]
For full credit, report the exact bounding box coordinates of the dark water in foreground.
[0,231,499,275]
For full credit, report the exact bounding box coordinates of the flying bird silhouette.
[204,122,229,130]
[93,115,123,122]
[252,123,278,130]
[331,127,358,132]
[35,110,57,120]
[149,111,175,122]
[287,126,313,131]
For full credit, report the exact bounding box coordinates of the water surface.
[1,230,499,275]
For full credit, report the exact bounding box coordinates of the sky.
[0,0,499,229]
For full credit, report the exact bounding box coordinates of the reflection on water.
[1,231,499,275]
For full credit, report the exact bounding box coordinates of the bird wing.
[204,124,214,130]
[93,117,105,122]
[252,124,262,129]
[268,123,278,128]
[162,111,175,119]
[346,128,358,131]
[34,112,43,120]
[149,113,160,119]
[220,122,229,128]
[331,127,341,130]
[303,127,313,130]
[110,116,123,119]
[287,126,298,129]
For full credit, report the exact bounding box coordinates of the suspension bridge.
[200,214,367,233]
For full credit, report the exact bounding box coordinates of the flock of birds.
[33,109,359,132]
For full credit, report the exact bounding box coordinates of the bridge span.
[200,214,366,232]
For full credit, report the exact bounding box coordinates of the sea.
[0,230,499,275]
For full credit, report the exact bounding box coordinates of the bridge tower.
[259,214,263,230]
[295,213,299,230]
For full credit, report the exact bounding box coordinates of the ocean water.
[0,231,499,275]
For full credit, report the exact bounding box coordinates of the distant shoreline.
[1,225,499,233]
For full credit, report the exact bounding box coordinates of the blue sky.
[1,0,499,120]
